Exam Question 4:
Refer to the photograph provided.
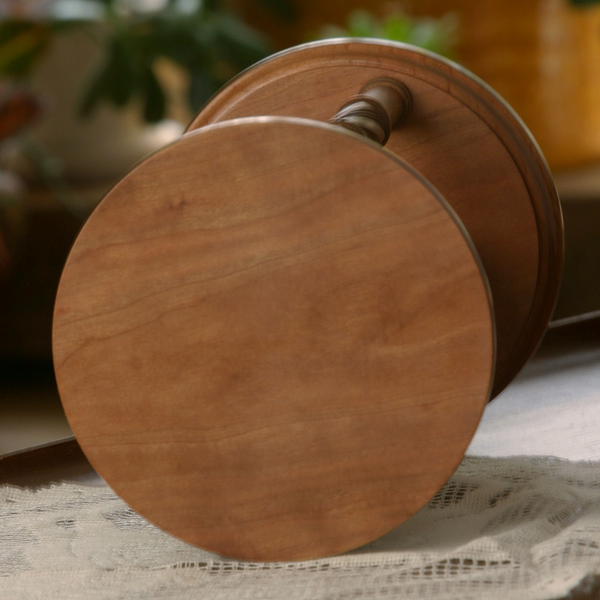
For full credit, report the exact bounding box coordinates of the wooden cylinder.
[52,40,563,563]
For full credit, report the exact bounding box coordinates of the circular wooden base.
[187,39,563,397]
[54,118,494,561]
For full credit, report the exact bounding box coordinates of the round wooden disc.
[187,39,563,397]
[54,118,494,561]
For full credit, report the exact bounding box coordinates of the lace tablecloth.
[3,455,600,600]
[2,325,600,599]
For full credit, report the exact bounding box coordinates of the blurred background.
[1,0,599,454]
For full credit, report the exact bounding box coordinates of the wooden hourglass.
[52,40,563,562]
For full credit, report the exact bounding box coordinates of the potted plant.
[0,0,295,184]
[314,8,458,59]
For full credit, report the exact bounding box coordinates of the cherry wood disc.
[54,118,494,561]
[187,39,563,397]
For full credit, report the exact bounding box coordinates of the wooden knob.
[330,77,412,144]
[54,117,494,561]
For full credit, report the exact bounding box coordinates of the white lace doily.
[3,455,600,599]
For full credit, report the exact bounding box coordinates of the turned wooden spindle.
[329,77,412,145]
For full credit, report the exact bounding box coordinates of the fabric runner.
[3,455,600,599]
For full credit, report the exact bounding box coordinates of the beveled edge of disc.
[186,38,563,398]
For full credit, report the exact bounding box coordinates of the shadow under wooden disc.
[187,40,563,397]
[54,118,494,561]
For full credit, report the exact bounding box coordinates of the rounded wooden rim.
[54,117,495,560]
[187,39,563,397]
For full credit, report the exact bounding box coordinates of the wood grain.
[53,118,494,561]
[187,40,563,397]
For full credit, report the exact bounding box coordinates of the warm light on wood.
[53,41,562,562]
[188,40,562,398]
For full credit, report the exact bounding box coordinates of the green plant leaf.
[249,0,297,22]
[314,9,457,59]
[189,71,222,111]
[346,10,379,38]
[410,20,440,49]
[200,0,222,13]
[0,22,50,77]
[212,14,272,69]
[381,16,412,42]
[0,22,32,46]
[78,36,134,117]
[105,37,135,107]
[141,66,166,123]
[78,60,109,117]
[145,22,213,71]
